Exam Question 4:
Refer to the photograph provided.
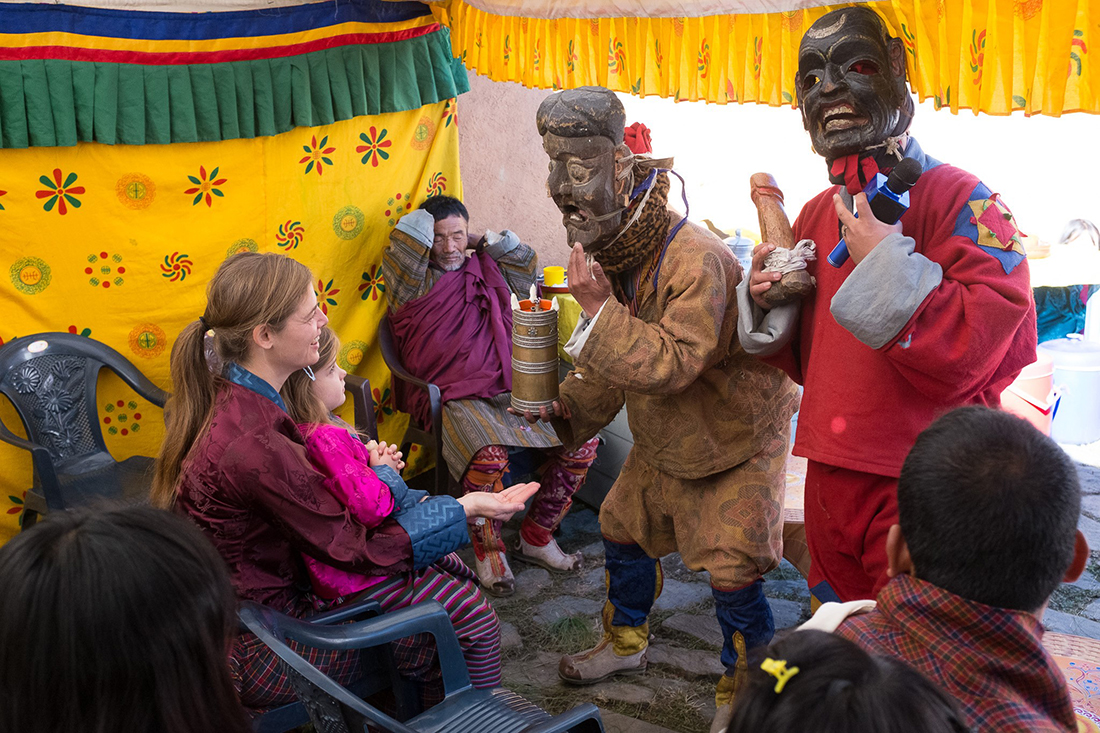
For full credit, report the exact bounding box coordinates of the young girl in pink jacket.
[280,327,537,689]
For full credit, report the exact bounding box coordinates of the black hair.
[536,86,626,144]
[729,630,968,733]
[0,504,250,733]
[898,406,1081,612]
[419,194,469,223]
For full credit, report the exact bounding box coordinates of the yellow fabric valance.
[438,0,1098,116]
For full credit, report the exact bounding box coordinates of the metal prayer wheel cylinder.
[511,299,559,413]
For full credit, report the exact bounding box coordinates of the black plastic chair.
[249,598,421,733]
[344,374,378,439]
[378,314,454,497]
[0,332,169,529]
[240,600,604,733]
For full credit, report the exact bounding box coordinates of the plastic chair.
[240,600,604,733]
[377,314,454,497]
[0,332,169,529]
[344,374,378,439]
[250,598,421,733]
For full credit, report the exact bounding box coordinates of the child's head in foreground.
[728,629,968,733]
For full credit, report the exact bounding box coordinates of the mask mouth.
[561,204,591,226]
[820,101,868,132]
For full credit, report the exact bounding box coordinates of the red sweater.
[766,153,1036,476]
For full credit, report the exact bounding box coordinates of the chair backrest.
[0,332,168,474]
[378,315,404,375]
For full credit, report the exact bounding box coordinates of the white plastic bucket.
[1000,352,1058,436]
[1039,335,1100,445]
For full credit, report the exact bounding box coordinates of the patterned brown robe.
[556,218,800,585]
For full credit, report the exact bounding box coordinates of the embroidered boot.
[469,518,514,597]
[709,579,775,732]
[559,539,661,684]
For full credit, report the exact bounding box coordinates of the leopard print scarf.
[593,165,672,275]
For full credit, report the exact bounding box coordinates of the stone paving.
[454,454,1100,733]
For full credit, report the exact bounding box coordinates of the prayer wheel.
[511,298,559,413]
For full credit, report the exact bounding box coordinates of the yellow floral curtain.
[0,101,461,541]
[439,0,1098,116]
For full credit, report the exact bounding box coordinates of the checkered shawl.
[838,574,1077,733]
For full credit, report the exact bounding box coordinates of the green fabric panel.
[143,65,171,143]
[45,62,77,147]
[249,60,276,138]
[0,30,469,149]
[270,57,294,135]
[307,51,334,126]
[234,63,255,139]
[327,46,354,121]
[70,63,96,142]
[93,63,119,145]
[166,66,198,142]
[0,61,30,148]
[22,60,56,148]
[118,63,146,145]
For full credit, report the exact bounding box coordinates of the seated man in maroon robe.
[382,195,599,597]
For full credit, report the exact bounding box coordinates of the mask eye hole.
[848,60,879,75]
[801,73,819,92]
[567,161,594,185]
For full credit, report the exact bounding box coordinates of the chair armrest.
[520,703,605,733]
[308,598,382,626]
[107,362,170,408]
[239,602,419,733]
[0,420,63,509]
[242,600,472,698]
[343,374,378,441]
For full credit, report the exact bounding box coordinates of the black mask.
[795,7,912,164]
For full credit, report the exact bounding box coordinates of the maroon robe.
[390,250,513,428]
[175,382,413,615]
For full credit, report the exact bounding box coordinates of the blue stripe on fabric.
[0,0,430,41]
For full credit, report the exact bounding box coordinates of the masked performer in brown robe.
[523,86,799,729]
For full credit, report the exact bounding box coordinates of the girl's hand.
[366,440,404,471]
[457,482,540,523]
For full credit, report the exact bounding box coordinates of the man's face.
[542,132,624,251]
[430,214,467,272]
[796,10,904,161]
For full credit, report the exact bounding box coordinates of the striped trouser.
[359,553,503,689]
[463,438,600,553]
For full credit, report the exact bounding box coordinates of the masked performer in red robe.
[738,6,1036,608]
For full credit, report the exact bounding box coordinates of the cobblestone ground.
[461,449,1100,733]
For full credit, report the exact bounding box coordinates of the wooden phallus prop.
[750,173,815,308]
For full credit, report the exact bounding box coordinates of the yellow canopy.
[435,0,1098,116]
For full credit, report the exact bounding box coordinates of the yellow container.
[543,265,566,287]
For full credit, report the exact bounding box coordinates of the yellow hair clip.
[760,657,800,694]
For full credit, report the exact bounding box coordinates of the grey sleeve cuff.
[484,229,522,259]
[736,276,799,357]
[830,232,943,349]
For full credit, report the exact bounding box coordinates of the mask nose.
[821,62,845,94]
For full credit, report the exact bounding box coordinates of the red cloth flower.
[624,122,652,154]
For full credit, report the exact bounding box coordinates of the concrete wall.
[458,72,573,268]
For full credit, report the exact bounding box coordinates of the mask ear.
[613,143,634,205]
[887,37,906,83]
